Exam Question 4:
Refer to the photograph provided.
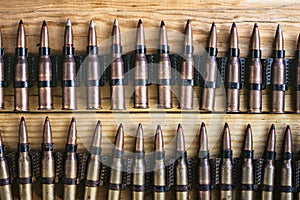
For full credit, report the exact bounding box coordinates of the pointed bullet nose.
[66,19,71,26]
[222,123,231,150]
[283,125,292,153]
[42,20,47,26]
[208,22,217,49]
[91,120,102,148]
[43,116,52,144]
[19,20,23,25]
[155,125,164,152]
[17,20,26,48]
[160,21,165,27]
[277,24,281,31]
[274,24,284,50]
[266,124,276,152]
[114,123,124,151]
[136,19,145,46]
[184,19,193,46]
[19,117,28,144]
[67,118,77,145]
[229,22,238,49]
[138,19,143,26]
[159,21,168,46]
[89,20,94,28]
[176,123,185,152]
[199,122,208,151]
[135,123,144,152]
[243,124,253,151]
[114,19,118,26]
[232,22,237,28]
[251,23,260,50]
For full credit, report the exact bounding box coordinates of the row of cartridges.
[0,117,295,199]
[0,19,298,113]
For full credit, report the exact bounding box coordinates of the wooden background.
[1,0,300,199]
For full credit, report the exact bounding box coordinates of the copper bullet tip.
[266,124,276,152]
[43,116,52,144]
[229,22,238,49]
[155,125,164,152]
[135,123,144,152]
[17,20,26,48]
[64,19,73,46]
[283,125,292,153]
[274,24,284,50]
[19,117,28,144]
[251,23,260,50]
[88,20,97,46]
[176,123,186,152]
[66,19,71,26]
[114,124,124,151]
[208,22,217,49]
[89,20,94,28]
[40,20,49,48]
[136,19,145,46]
[184,19,193,46]
[159,21,168,46]
[199,122,208,151]
[297,34,300,50]
[67,118,77,145]
[243,124,253,151]
[222,123,231,150]
[91,120,102,148]
[114,19,118,26]
[138,19,142,25]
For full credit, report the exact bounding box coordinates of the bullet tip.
[232,22,236,27]
[89,20,94,28]
[277,24,281,31]
[286,125,290,129]
[178,123,182,129]
[247,124,251,129]
[160,21,165,27]
[187,19,191,24]
[71,117,76,122]
[138,19,142,24]
[271,124,275,130]
[66,19,71,26]
[157,124,161,130]
[97,120,101,125]
[212,22,216,26]
[138,123,142,129]
[45,116,49,121]
[224,122,229,128]
[201,122,205,127]
[21,116,25,121]
[254,23,258,28]
[19,20,23,25]
[114,19,118,26]
[42,20,47,26]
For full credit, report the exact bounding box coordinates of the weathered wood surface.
[1,0,300,199]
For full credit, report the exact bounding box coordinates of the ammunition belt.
[2,151,300,193]
[1,53,295,91]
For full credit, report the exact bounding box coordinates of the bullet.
[220,123,233,200]
[62,19,77,110]
[41,117,55,200]
[179,20,194,110]
[261,124,276,200]
[198,123,211,200]
[225,23,241,113]
[134,19,149,109]
[84,121,102,200]
[0,132,13,199]
[201,22,218,112]
[153,125,166,200]
[248,24,263,113]
[107,124,125,200]
[0,29,5,110]
[271,25,286,113]
[15,20,29,111]
[18,117,33,200]
[110,19,125,110]
[63,118,78,200]
[280,126,293,200]
[131,123,146,200]
[295,34,300,113]
[86,20,101,110]
[157,21,172,109]
[175,124,189,200]
[38,20,53,110]
[240,124,254,200]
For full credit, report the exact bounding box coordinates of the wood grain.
[1,0,300,199]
